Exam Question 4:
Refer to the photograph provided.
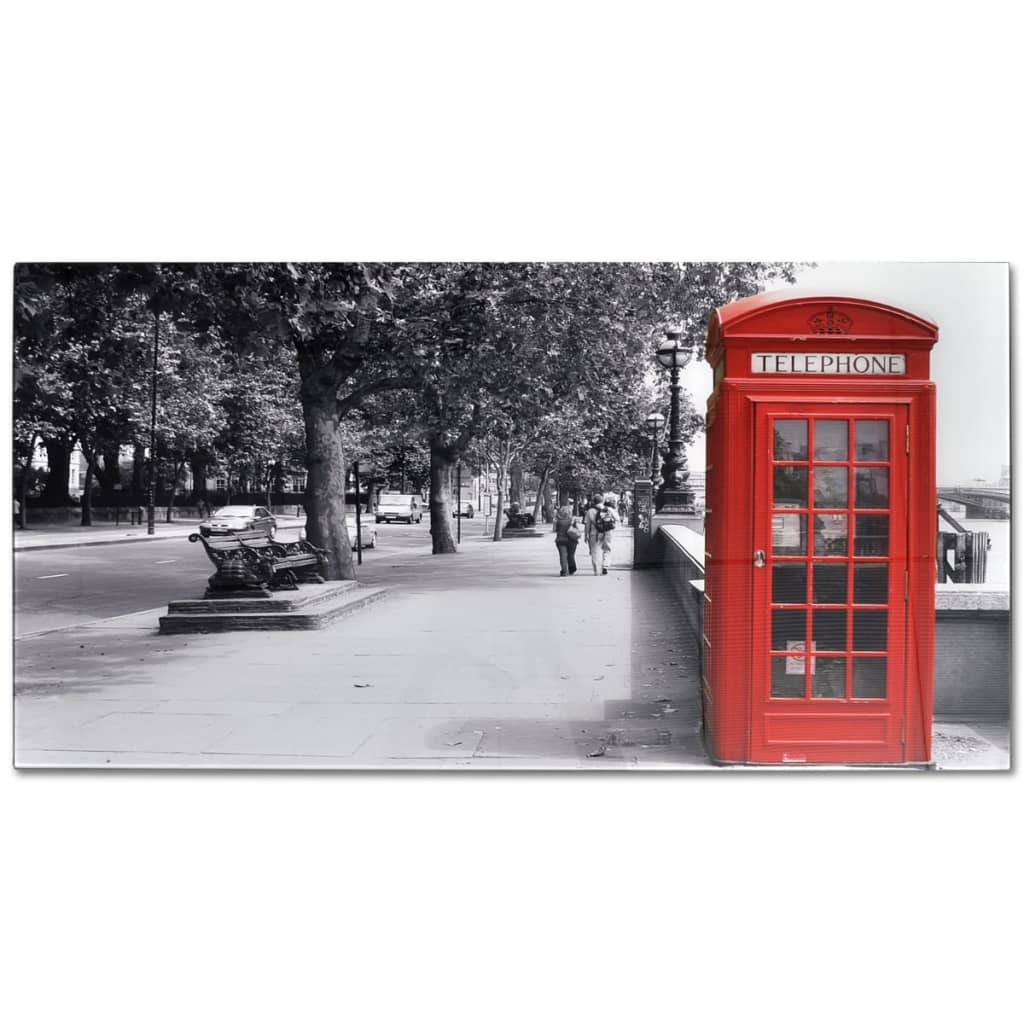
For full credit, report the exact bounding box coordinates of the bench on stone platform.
[189,530,328,595]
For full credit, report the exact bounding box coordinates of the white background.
[684,262,1010,483]
[2,3,1020,1023]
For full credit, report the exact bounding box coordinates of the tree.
[14,264,133,522]
[209,358,301,506]
[13,261,800,556]
[200,264,420,580]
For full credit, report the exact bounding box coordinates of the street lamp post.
[654,329,695,514]
[645,411,665,485]
[456,461,462,544]
[147,312,160,535]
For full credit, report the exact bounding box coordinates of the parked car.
[453,500,474,518]
[345,512,377,550]
[199,505,277,538]
[376,493,423,524]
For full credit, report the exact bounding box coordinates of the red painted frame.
[702,293,937,765]
[751,402,908,762]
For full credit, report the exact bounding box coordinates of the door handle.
[753,549,766,568]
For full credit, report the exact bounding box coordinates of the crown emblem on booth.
[807,307,853,334]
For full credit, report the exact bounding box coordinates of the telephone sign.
[751,353,907,375]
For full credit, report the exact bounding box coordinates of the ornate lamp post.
[644,411,665,485]
[654,329,695,513]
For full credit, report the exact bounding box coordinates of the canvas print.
[11,262,1010,769]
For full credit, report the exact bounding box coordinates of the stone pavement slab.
[931,721,1010,770]
[15,530,709,769]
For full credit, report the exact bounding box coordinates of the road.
[12,518,472,638]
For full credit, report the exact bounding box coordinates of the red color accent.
[702,292,937,765]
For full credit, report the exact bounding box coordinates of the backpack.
[594,506,616,534]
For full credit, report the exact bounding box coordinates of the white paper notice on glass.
[786,640,817,674]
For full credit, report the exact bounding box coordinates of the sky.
[682,262,1010,485]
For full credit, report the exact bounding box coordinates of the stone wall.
[657,526,1010,721]
[934,586,1011,719]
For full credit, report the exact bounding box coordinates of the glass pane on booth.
[814,420,848,461]
[774,467,808,506]
[813,609,847,651]
[813,563,848,604]
[814,467,848,507]
[855,421,889,460]
[854,564,889,604]
[855,468,889,507]
[771,657,805,698]
[773,563,807,604]
[853,610,887,650]
[812,657,847,698]
[772,514,806,555]
[772,609,806,651]
[852,657,887,698]
[813,514,847,555]
[774,421,808,460]
[854,514,889,556]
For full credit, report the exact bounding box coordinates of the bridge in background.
[936,487,1010,519]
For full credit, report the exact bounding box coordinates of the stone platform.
[158,581,388,634]
[501,527,545,538]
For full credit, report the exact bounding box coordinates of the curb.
[14,524,306,553]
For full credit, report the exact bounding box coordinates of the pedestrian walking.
[13,497,21,529]
[584,492,618,575]
[552,504,581,576]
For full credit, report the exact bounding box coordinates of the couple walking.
[553,493,618,577]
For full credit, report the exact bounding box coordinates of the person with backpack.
[585,492,618,575]
[552,504,581,576]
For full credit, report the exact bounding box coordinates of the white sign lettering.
[751,353,906,375]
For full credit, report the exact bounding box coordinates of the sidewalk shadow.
[14,628,193,698]
[412,566,708,769]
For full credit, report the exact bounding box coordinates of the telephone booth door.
[751,403,909,762]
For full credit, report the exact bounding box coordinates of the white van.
[376,493,424,524]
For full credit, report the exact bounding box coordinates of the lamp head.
[656,329,690,369]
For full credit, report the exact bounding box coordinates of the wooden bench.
[189,530,329,593]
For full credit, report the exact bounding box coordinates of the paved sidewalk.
[13,529,1011,770]
[14,532,707,769]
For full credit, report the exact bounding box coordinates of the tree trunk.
[80,450,96,526]
[428,442,458,554]
[15,431,38,529]
[18,470,31,529]
[542,471,555,523]
[302,392,356,581]
[188,452,210,504]
[95,445,119,504]
[39,437,72,506]
[491,452,509,541]
[532,462,550,525]
[132,444,146,503]
[509,463,524,506]
[166,456,186,521]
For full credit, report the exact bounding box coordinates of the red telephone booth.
[702,292,938,765]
